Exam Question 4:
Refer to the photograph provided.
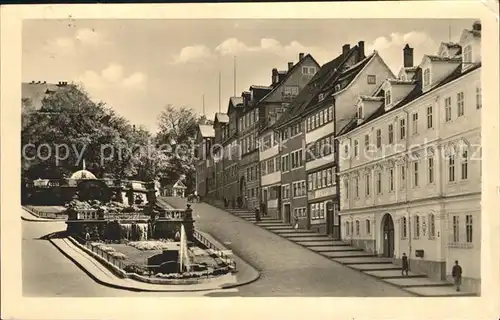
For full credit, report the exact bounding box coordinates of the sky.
[23,19,476,132]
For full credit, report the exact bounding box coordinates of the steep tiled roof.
[22,81,75,110]
[250,85,272,90]
[199,124,215,138]
[426,55,462,62]
[338,63,481,136]
[273,47,361,129]
[215,112,229,123]
[230,96,243,107]
[257,53,320,104]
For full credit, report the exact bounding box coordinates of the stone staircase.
[220,206,478,297]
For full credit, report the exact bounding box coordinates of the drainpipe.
[401,109,411,267]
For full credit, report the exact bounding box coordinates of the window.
[423,68,430,87]
[365,173,371,196]
[427,106,433,129]
[457,92,464,117]
[376,129,381,148]
[466,215,473,243]
[364,134,369,150]
[328,106,333,121]
[445,97,452,121]
[275,156,281,171]
[367,75,376,84]
[335,84,341,92]
[389,168,394,191]
[357,106,363,119]
[448,155,455,182]
[414,216,420,239]
[281,154,290,172]
[291,150,303,169]
[400,118,406,139]
[476,87,482,109]
[385,89,392,105]
[461,151,468,180]
[463,45,472,63]
[376,171,382,194]
[355,220,360,235]
[400,165,405,188]
[260,161,267,176]
[292,180,307,197]
[355,176,359,198]
[366,219,371,234]
[318,93,324,102]
[452,215,460,242]
[267,158,275,173]
[412,112,419,135]
[401,217,407,239]
[428,157,434,184]
[344,180,349,199]
[284,86,299,96]
[345,222,350,236]
[413,162,419,187]
[388,124,394,144]
[428,214,435,238]
[354,140,359,157]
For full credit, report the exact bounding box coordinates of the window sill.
[447,243,474,249]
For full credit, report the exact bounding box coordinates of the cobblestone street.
[164,197,412,297]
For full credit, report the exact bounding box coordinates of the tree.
[156,105,208,192]
[21,84,142,180]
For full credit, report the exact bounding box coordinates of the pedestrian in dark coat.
[452,260,463,291]
[254,206,261,222]
[401,253,409,276]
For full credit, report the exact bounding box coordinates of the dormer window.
[357,106,363,119]
[463,45,472,63]
[385,89,392,106]
[335,84,341,92]
[423,68,431,87]
[318,93,324,102]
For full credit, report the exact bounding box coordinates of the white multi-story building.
[336,21,482,294]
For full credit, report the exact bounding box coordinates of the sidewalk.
[183,199,478,297]
[21,207,61,222]
[48,233,260,292]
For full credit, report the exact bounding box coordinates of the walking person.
[401,253,409,276]
[452,260,463,291]
[254,206,261,222]
[293,212,299,229]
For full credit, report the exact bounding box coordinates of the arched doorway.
[381,213,395,258]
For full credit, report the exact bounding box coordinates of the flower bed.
[127,240,175,251]
[154,266,231,279]
[90,242,127,260]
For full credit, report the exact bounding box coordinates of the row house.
[208,112,229,200]
[273,41,394,235]
[258,53,320,218]
[336,21,482,294]
[195,124,215,198]
[221,99,242,207]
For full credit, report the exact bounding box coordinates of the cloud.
[214,37,330,62]
[44,28,111,56]
[171,45,212,64]
[75,63,147,91]
[367,31,437,73]
[171,37,330,65]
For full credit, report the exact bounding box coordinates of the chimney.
[288,62,294,71]
[358,41,365,60]
[403,44,414,68]
[272,68,279,85]
[472,20,481,31]
[299,52,305,60]
[342,44,350,56]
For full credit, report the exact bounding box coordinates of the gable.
[173,180,187,189]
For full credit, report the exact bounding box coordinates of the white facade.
[337,25,482,293]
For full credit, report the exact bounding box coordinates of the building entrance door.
[382,213,395,258]
[283,203,291,223]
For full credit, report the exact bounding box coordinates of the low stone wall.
[67,236,232,285]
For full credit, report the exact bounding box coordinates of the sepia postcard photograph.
[1,2,499,320]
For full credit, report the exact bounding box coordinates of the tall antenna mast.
[218,71,221,112]
[233,56,236,96]
[202,94,205,115]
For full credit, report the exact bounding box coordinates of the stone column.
[182,204,195,242]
